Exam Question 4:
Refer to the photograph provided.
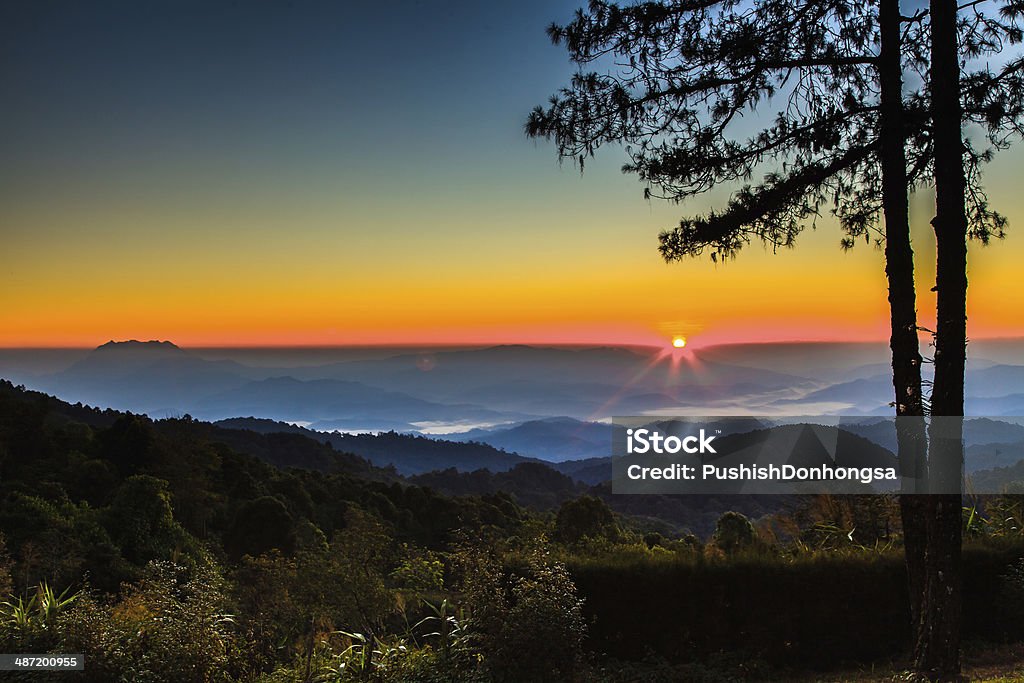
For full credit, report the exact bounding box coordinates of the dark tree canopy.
[527,0,1024,262]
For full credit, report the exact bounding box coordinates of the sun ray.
[585,338,706,420]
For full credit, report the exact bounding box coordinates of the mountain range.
[6,377,1024,534]
[2,339,1023,477]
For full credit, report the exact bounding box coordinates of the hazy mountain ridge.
[452,417,614,462]
[4,340,1024,449]
[275,344,815,417]
[193,375,507,425]
[36,341,251,416]
[5,341,818,430]
[215,416,542,476]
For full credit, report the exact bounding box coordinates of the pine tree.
[527,1,1024,676]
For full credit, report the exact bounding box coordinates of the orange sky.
[4,190,1021,348]
[2,3,1021,349]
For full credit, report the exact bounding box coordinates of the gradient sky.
[2,0,1021,348]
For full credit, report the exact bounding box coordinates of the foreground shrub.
[0,582,78,655]
[461,547,586,682]
[58,561,236,682]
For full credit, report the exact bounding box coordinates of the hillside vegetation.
[2,380,1024,681]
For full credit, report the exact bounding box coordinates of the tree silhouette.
[528,0,1024,676]
[916,2,1024,677]
[553,495,619,545]
[527,0,932,658]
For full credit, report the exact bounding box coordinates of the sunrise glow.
[2,3,1023,349]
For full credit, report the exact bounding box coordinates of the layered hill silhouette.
[0,380,793,535]
[29,341,518,429]
[9,340,819,432]
[195,376,505,428]
[453,417,613,462]
[6,380,1024,535]
[37,340,251,415]
[216,416,540,475]
[6,340,1024,448]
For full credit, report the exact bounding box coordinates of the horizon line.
[3,334,1024,351]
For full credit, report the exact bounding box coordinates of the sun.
[672,336,687,349]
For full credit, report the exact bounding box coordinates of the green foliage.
[106,475,197,565]
[964,495,1024,539]
[230,552,306,677]
[642,531,665,549]
[410,463,580,512]
[0,492,129,592]
[0,582,78,653]
[710,511,757,555]
[569,543,1024,668]
[99,414,159,475]
[0,535,13,597]
[311,509,395,636]
[224,496,297,560]
[255,599,481,683]
[58,561,236,683]
[785,495,899,553]
[391,546,445,594]
[415,599,474,674]
[460,547,587,682]
[258,637,481,683]
[7,382,1024,680]
[553,495,619,546]
[0,380,528,588]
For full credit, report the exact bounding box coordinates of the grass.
[787,643,1024,682]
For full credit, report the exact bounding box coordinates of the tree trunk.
[879,0,929,636]
[917,0,968,679]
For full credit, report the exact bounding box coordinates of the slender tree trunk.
[879,0,930,643]
[917,0,968,679]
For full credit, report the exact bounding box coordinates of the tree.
[917,1,1024,677]
[711,510,757,554]
[527,0,1024,677]
[223,496,297,560]
[917,4,969,677]
[553,495,619,545]
[106,475,193,566]
[526,0,932,657]
[878,0,928,635]
[458,547,586,682]
[296,509,395,640]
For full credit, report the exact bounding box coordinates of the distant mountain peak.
[85,340,187,363]
[96,340,181,352]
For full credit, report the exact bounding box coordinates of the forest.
[2,379,1024,682]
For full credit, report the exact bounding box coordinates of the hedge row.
[570,543,1024,668]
